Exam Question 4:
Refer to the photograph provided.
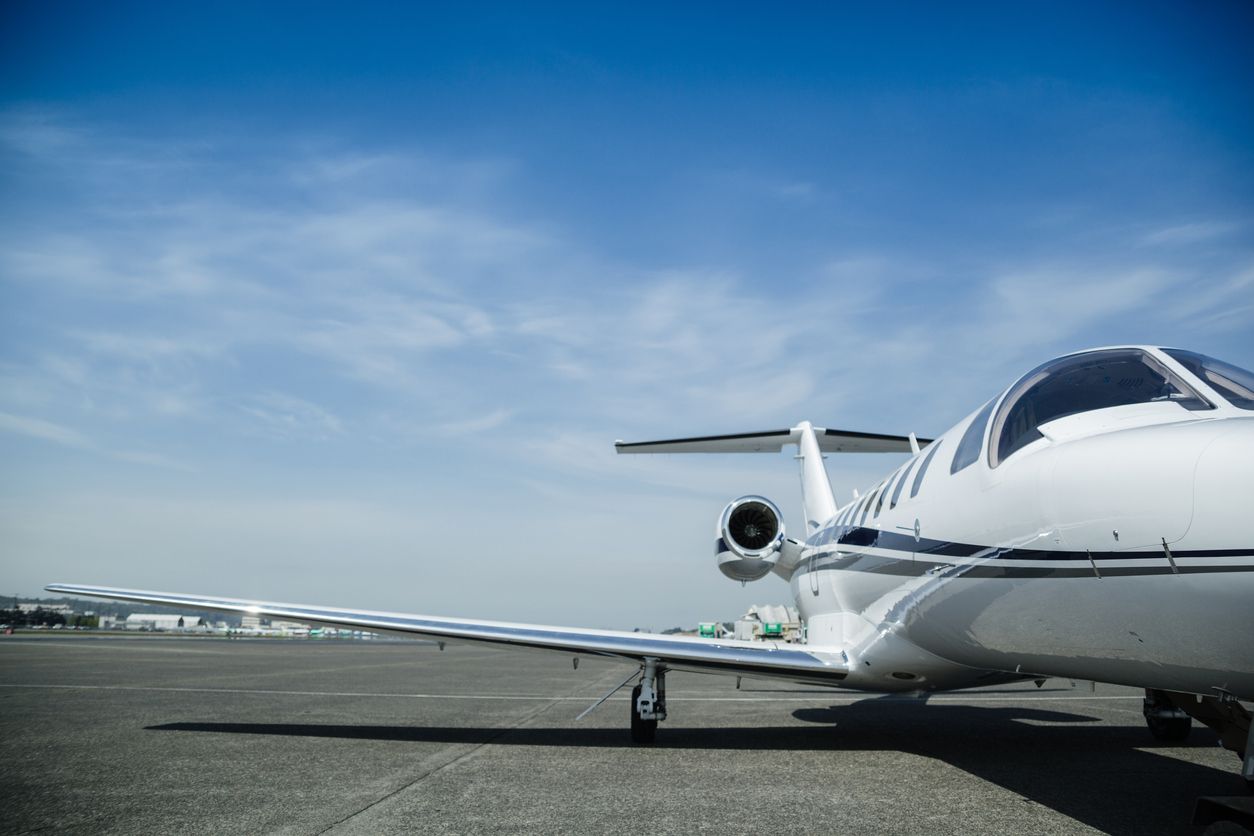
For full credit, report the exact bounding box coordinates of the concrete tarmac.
[1,635,1246,835]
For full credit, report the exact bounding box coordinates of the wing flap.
[46,584,849,683]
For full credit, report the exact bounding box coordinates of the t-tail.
[615,423,931,583]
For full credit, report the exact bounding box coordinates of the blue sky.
[2,2,1252,627]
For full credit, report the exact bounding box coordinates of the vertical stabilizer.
[795,422,837,532]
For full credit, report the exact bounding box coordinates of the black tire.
[1143,690,1191,742]
[629,684,656,744]
[1201,822,1254,836]
[1146,713,1192,742]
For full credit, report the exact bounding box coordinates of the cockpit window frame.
[1162,349,1254,411]
[988,348,1213,469]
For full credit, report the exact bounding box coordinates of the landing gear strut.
[630,657,666,744]
[1146,689,1254,793]
[1144,689,1192,742]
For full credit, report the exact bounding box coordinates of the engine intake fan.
[716,496,785,582]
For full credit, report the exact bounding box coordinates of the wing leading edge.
[45,584,849,684]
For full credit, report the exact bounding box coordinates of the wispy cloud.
[0,411,91,447]
[437,408,515,436]
[1141,221,1243,247]
[0,411,190,469]
[3,2,1253,624]
[2,111,1251,492]
[981,266,1177,350]
[238,394,344,441]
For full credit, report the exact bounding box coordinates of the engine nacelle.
[716,495,785,582]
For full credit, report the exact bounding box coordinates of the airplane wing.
[615,428,932,455]
[45,583,849,684]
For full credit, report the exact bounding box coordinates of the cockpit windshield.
[1162,349,1254,411]
[989,349,1212,467]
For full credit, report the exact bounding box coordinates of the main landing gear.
[630,657,667,744]
[1146,688,1254,794]
[1144,689,1192,741]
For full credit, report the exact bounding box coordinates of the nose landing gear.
[630,657,667,743]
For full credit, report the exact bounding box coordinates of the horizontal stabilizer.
[615,430,793,454]
[820,429,933,454]
[615,427,931,454]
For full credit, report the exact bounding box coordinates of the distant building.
[18,604,73,615]
[125,614,203,630]
[235,616,310,635]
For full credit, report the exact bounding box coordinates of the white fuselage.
[783,357,1254,699]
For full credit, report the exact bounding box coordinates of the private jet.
[49,346,1254,787]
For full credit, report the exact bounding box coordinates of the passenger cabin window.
[875,469,904,518]
[910,439,942,498]
[859,490,878,526]
[1163,349,1254,411]
[889,456,918,509]
[950,398,997,474]
[989,349,1212,468]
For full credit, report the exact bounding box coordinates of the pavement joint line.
[314,665,623,835]
[313,700,565,836]
[0,684,1142,701]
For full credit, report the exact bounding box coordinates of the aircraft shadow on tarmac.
[148,698,1246,835]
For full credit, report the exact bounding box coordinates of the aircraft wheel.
[1143,689,1192,742]
[630,684,656,744]
[1146,713,1192,742]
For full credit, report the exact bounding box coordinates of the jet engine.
[716,495,785,581]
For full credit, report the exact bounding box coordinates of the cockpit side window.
[1163,349,1254,411]
[950,398,997,475]
[989,349,1212,468]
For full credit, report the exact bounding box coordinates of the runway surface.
[1,635,1246,835]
